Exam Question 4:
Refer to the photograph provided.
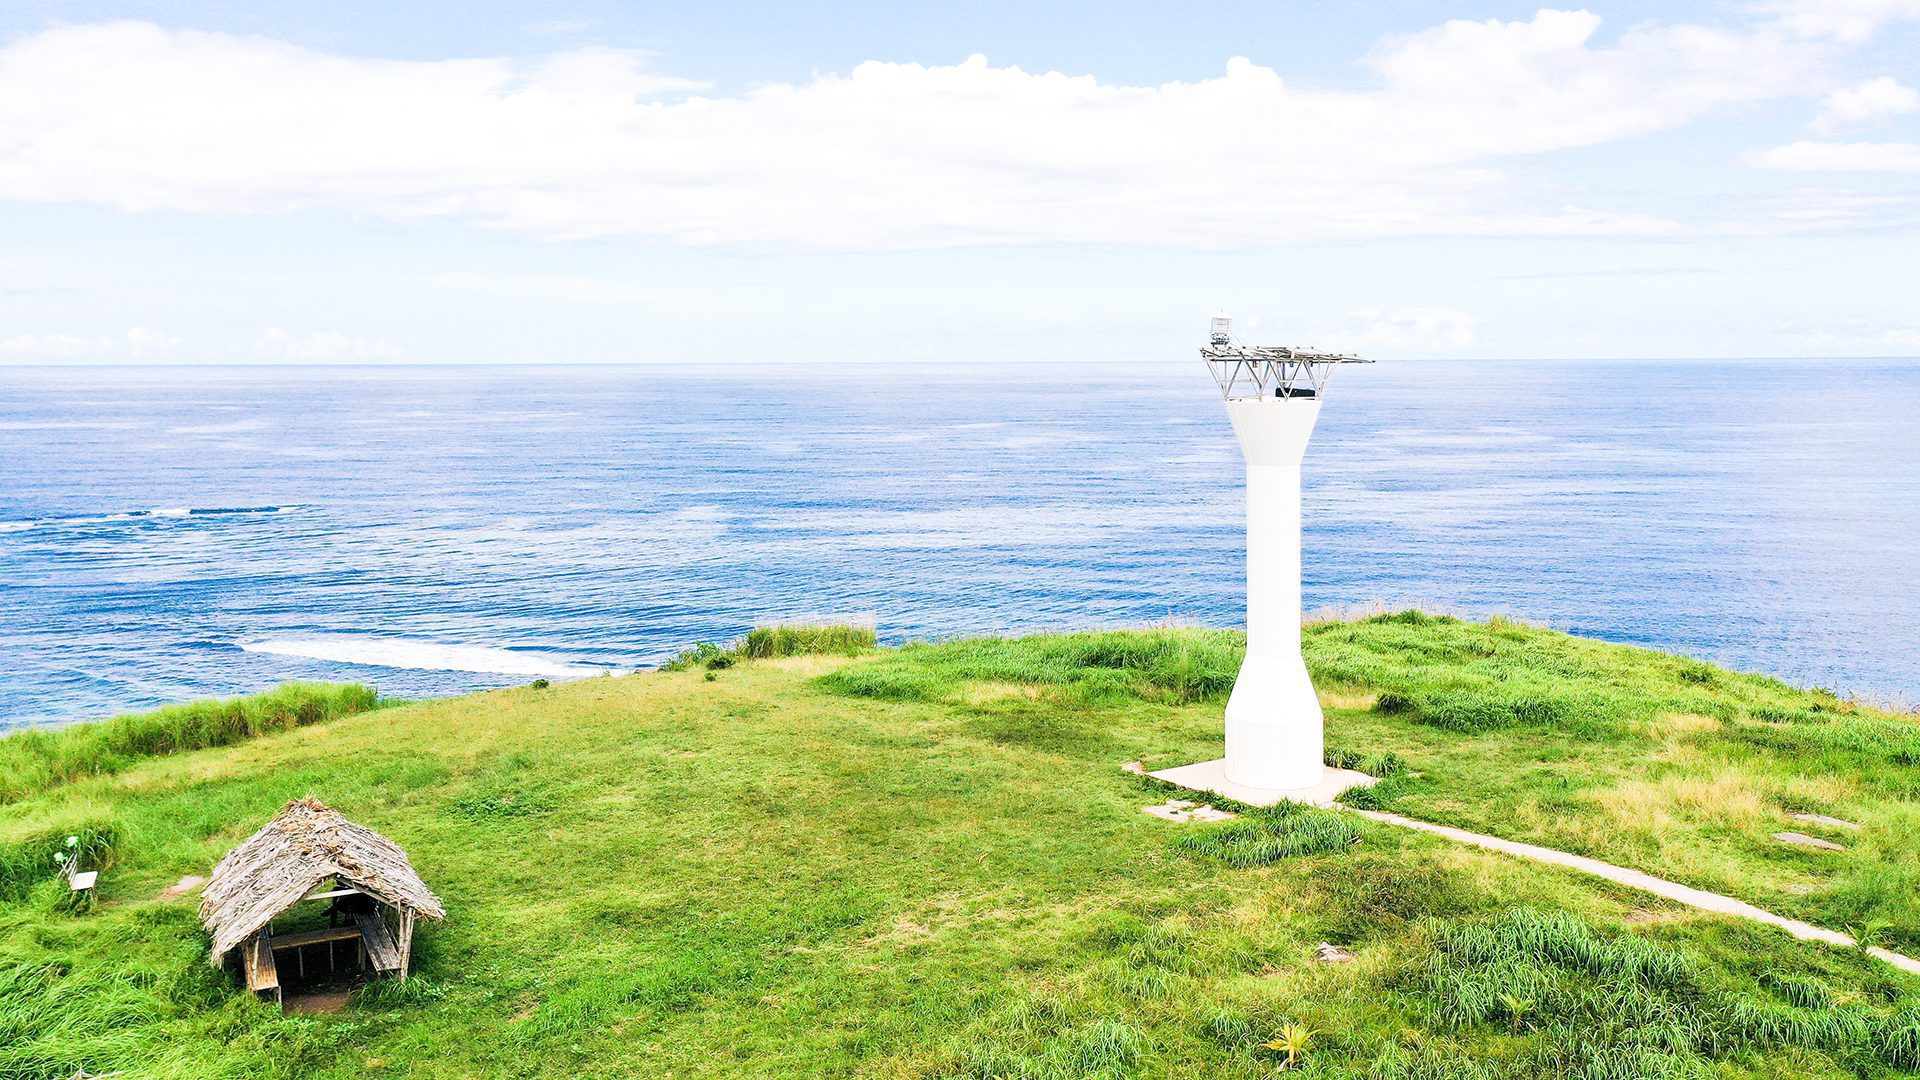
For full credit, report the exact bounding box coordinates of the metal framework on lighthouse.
[1202,314,1371,399]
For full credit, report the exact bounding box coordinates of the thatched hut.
[201,798,444,1003]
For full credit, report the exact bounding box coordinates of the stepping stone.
[1314,942,1356,963]
[1773,831,1846,852]
[1143,799,1235,823]
[1789,813,1860,831]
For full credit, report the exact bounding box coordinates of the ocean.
[1,360,1915,731]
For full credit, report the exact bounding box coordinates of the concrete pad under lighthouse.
[1154,314,1375,807]
[1148,758,1375,810]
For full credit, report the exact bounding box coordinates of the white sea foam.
[238,634,617,677]
[0,505,297,532]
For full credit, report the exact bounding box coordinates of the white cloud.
[253,328,406,360]
[1312,307,1478,356]
[1813,76,1920,131]
[1777,317,1920,353]
[123,326,182,355]
[0,327,181,359]
[0,332,106,358]
[1763,0,1920,43]
[433,271,722,311]
[0,14,1883,249]
[1749,140,1920,171]
[524,19,596,36]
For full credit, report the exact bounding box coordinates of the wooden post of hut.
[200,798,444,1005]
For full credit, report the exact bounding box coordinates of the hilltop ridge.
[3,615,1919,1078]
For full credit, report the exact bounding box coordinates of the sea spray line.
[236,635,621,678]
[0,505,299,532]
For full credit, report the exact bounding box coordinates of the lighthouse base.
[1147,758,1376,810]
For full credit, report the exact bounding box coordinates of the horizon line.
[5,355,1920,369]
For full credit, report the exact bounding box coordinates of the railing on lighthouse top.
[1202,313,1371,399]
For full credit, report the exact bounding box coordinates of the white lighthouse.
[1151,313,1376,806]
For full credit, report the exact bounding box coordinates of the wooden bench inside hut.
[201,798,444,1007]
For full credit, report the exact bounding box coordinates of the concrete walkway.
[1355,808,1920,976]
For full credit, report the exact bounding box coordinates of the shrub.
[660,641,730,672]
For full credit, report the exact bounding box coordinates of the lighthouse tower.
[1151,313,1375,805]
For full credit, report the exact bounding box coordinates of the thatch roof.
[200,798,444,963]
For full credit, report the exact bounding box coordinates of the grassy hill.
[3,615,1920,1078]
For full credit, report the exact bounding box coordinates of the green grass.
[661,622,878,671]
[1175,803,1363,868]
[2,617,1918,1077]
[0,682,377,806]
[739,623,877,659]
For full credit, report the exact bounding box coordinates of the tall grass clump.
[661,624,876,672]
[658,641,733,672]
[1397,907,1918,1071]
[819,628,1243,704]
[1176,804,1362,868]
[1881,1007,1920,1069]
[955,1018,1145,1079]
[1405,908,1701,1038]
[0,683,378,804]
[1759,970,1834,1010]
[738,623,876,659]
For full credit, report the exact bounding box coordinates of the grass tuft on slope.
[0,682,377,805]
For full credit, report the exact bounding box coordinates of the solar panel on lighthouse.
[1202,314,1372,793]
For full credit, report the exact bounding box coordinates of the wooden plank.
[244,931,279,994]
[398,909,414,981]
[297,887,365,902]
[68,870,98,892]
[354,913,403,973]
[267,925,362,950]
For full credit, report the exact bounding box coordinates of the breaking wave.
[237,635,619,678]
[0,505,296,532]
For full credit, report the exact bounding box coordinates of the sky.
[0,1,1916,364]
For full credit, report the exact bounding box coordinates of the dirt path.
[1356,808,1920,976]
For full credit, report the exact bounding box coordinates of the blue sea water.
[0,360,1915,731]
